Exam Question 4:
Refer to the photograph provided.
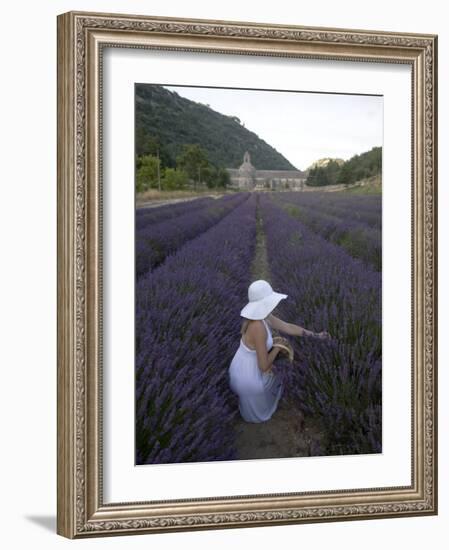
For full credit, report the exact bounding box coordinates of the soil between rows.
[233,197,326,460]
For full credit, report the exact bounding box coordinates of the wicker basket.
[272,336,294,362]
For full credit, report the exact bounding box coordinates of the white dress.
[228,319,284,423]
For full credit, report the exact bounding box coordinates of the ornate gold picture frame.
[57,10,438,539]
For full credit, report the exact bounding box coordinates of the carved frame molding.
[57,11,437,538]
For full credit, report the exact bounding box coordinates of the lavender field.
[135,190,382,464]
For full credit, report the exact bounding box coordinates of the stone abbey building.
[227,151,308,191]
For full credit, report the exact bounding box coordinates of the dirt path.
[137,194,222,210]
[250,201,271,281]
[234,399,326,459]
[233,195,326,460]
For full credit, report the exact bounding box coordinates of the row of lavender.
[136,193,249,278]
[273,193,381,271]
[135,194,257,464]
[260,194,382,455]
[279,192,381,229]
[136,196,215,230]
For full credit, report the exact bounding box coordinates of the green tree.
[135,126,149,157]
[135,127,173,168]
[337,147,382,184]
[326,160,340,185]
[162,168,189,190]
[197,165,231,189]
[307,166,329,187]
[305,166,318,186]
[176,144,210,184]
[337,162,352,184]
[201,165,215,188]
[308,148,382,187]
[216,167,231,187]
[136,154,161,192]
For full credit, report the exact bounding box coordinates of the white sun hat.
[240,279,288,320]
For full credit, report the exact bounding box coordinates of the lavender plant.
[278,191,381,229]
[136,194,257,464]
[273,193,381,271]
[136,196,215,230]
[259,194,382,455]
[136,193,249,278]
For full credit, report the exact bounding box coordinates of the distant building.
[227,151,308,191]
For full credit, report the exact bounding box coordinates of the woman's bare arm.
[267,313,314,337]
[267,314,330,339]
[251,321,281,374]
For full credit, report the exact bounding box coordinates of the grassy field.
[342,175,382,195]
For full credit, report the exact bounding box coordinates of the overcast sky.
[163,84,383,171]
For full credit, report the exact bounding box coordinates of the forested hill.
[135,84,297,170]
[306,146,382,187]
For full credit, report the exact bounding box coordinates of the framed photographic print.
[57,10,438,539]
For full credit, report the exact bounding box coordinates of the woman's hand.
[315,330,331,340]
[267,314,331,341]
